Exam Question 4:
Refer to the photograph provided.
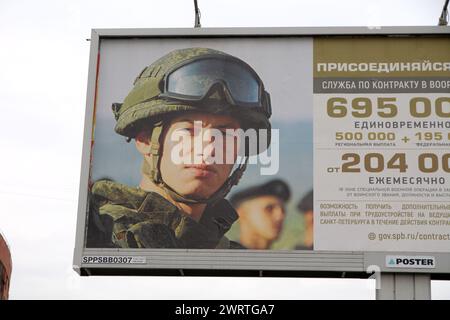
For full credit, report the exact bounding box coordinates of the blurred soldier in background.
[229,179,290,249]
[295,190,313,250]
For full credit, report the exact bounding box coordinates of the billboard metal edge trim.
[73,30,100,276]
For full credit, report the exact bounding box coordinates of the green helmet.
[111,47,272,204]
[113,47,271,140]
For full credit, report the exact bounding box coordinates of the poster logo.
[385,255,436,268]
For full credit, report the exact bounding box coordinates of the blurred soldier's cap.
[297,190,313,213]
[229,179,291,208]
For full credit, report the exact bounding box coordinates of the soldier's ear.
[135,131,151,155]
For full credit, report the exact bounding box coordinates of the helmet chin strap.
[141,121,248,205]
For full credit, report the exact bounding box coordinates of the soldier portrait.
[82,38,313,252]
[86,48,272,249]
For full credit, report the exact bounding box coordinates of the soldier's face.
[238,195,286,241]
[159,112,241,199]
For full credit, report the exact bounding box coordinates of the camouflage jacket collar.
[90,180,238,249]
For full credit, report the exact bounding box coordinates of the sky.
[0,0,449,299]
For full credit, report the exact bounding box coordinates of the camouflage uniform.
[86,48,272,249]
[86,180,246,248]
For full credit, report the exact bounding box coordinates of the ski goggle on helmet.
[159,54,272,117]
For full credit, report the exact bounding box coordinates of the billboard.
[74,27,450,277]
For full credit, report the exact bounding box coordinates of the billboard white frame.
[73,27,450,279]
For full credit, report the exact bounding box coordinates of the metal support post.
[376,273,431,300]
